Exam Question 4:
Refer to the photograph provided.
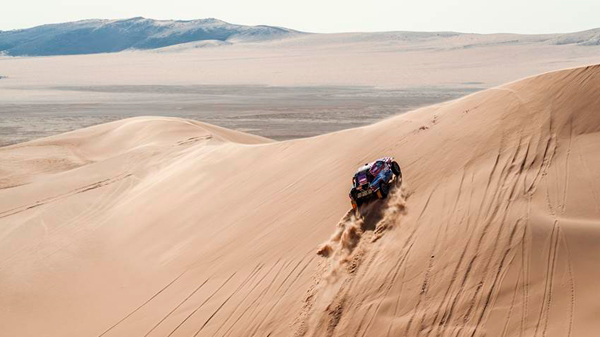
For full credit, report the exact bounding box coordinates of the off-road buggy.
[349,157,402,210]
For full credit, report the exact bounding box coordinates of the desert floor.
[1,31,600,145]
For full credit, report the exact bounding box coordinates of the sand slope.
[1,65,600,336]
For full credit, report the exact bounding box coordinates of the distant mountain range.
[1,17,599,57]
[0,17,302,56]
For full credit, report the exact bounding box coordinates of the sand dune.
[1,64,600,336]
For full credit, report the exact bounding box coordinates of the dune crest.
[1,65,600,336]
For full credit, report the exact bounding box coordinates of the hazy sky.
[2,0,599,33]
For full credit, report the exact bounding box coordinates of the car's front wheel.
[350,189,363,208]
[377,182,389,199]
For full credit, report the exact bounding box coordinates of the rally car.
[349,157,402,210]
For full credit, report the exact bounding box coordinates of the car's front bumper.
[356,188,375,198]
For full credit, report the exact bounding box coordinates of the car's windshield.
[370,161,384,175]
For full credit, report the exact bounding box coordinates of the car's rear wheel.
[391,161,401,178]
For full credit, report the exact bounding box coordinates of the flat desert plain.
[1,30,600,144]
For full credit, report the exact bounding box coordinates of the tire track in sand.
[299,180,408,337]
[0,173,132,219]
[98,269,188,337]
